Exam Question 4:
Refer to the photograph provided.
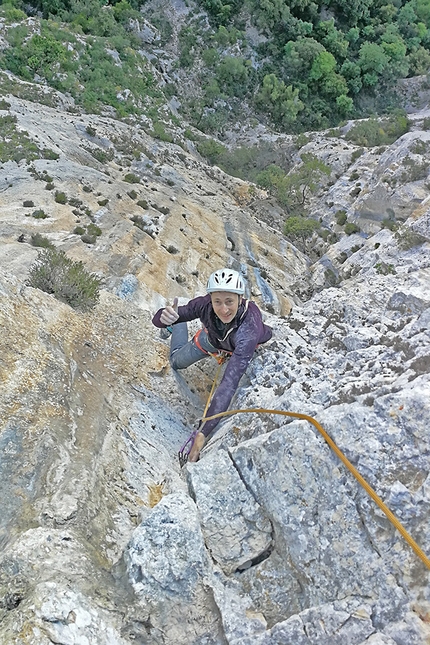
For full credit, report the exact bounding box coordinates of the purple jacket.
[152,294,272,437]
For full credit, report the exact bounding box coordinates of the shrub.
[284,215,320,240]
[42,148,59,160]
[86,125,97,136]
[90,148,114,163]
[344,222,360,235]
[196,138,226,165]
[54,191,67,204]
[87,223,102,236]
[32,209,48,219]
[97,198,109,206]
[23,200,34,207]
[351,148,364,162]
[345,114,409,147]
[127,190,138,199]
[137,199,148,209]
[45,182,55,190]
[30,233,55,249]
[395,226,428,250]
[151,121,174,143]
[124,173,141,183]
[400,157,429,183]
[381,218,399,231]
[73,226,86,235]
[27,248,101,311]
[335,210,347,225]
[375,262,396,275]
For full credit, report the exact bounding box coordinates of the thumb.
[172,297,178,312]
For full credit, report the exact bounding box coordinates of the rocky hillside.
[0,74,429,643]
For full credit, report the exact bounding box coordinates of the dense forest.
[0,0,429,135]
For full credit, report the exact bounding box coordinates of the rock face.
[0,88,429,644]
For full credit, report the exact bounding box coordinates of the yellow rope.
[199,360,225,432]
[199,406,430,571]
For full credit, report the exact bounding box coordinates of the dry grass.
[146,481,166,507]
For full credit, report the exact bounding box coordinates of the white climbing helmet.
[206,268,245,295]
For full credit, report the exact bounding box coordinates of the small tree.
[255,73,304,128]
[277,153,332,212]
[28,249,101,311]
[284,215,320,241]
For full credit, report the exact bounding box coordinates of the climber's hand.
[160,297,179,326]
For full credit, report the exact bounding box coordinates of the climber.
[152,268,273,462]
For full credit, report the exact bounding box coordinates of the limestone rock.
[187,449,273,574]
[125,491,225,644]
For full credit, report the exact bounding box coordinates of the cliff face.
[0,89,429,644]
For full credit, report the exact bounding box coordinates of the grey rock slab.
[34,583,128,645]
[383,610,430,645]
[125,491,226,644]
[358,636,398,645]
[186,449,273,574]
[229,423,391,609]
[263,599,375,645]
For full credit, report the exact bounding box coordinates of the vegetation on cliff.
[0,0,429,134]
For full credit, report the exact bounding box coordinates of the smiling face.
[211,291,240,324]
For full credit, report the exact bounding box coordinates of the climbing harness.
[193,328,233,363]
[178,356,227,467]
[199,406,430,572]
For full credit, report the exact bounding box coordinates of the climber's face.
[211,292,240,324]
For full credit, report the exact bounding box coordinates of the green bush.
[350,148,364,162]
[123,173,141,183]
[345,114,409,147]
[381,218,399,231]
[87,222,102,236]
[90,148,114,163]
[32,209,48,219]
[344,222,360,235]
[284,215,320,240]
[74,226,86,235]
[137,199,148,209]
[196,138,226,165]
[127,190,138,199]
[27,248,101,311]
[335,210,347,225]
[151,121,174,143]
[54,191,67,204]
[30,233,55,249]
